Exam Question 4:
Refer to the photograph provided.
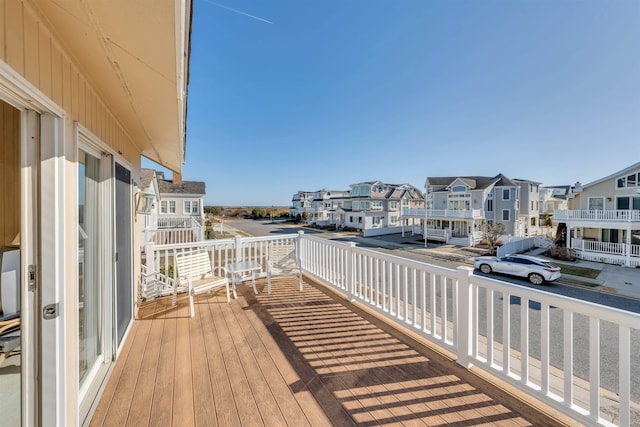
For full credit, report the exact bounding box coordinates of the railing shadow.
[245,277,558,426]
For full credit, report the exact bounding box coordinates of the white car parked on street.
[473,254,561,285]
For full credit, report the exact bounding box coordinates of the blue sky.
[146,0,640,206]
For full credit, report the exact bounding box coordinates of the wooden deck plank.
[211,300,264,425]
[201,296,241,426]
[91,278,564,427]
[258,282,413,426]
[231,295,311,426]
[124,310,165,427]
[173,300,195,426]
[88,320,140,426]
[221,295,288,426]
[98,316,153,426]
[240,298,334,427]
[148,302,178,426]
[190,299,217,427]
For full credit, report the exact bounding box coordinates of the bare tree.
[482,222,505,255]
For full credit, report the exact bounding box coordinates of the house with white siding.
[0,1,191,425]
[139,169,206,245]
[555,162,640,267]
[344,181,424,236]
[290,189,351,226]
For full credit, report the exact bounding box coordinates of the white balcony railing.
[403,208,484,219]
[555,209,640,222]
[571,238,640,267]
[143,216,204,245]
[142,233,639,426]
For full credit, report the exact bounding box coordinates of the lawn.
[551,261,600,279]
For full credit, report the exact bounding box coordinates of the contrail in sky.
[203,0,274,24]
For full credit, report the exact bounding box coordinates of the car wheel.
[479,264,492,274]
[529,273,544,285]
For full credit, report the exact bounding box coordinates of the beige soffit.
[31,0,192,173]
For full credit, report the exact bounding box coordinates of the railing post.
[144,241,156,276]
[297,230,304,271]
[456,266,474,369]
[347,242,356,301]
[235,235,243,263]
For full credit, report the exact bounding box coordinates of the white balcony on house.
[143,216,204,246]
[117,233,640,427]
[403,208,484,220]
[555,209,640,229]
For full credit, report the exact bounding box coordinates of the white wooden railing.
[142,233,639,426]
[403,208,484,219]
[571,238,640,267]
[143,216,204,245]
[555,209,640,222]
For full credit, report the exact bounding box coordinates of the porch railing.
[143,216,204,245]
[555,209,640,222]
[571,238,640,267]
[403,208,484,219]
[142,232,639,426]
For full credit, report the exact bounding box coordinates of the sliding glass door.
[115,163,132,347]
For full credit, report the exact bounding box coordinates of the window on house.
[192,201,199,214]
[616,197,640,210]
[372,216,381,225]
[184,201,191,213]
[502,209,510,221]
[390,216,398,224]
[390,201,398,210]
[160,201,167,214]
[531,217,536,226]
[169,201,176,213]
[487,199,493,212]
[452,185,466,192]
[372,201,382,209]
[588,197,604,211]
[502,189,510,200]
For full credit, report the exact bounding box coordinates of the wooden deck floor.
[90,277,565,427]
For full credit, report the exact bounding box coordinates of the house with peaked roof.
[0,1,191,424]
[555,162,640,267]
[345,181,424,236]
[403,174,541,246]
[138,169,207,245]
[290,189,351,225]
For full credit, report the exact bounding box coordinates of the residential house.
[345,181,424,236]
[403,174,541,246]
[539,185,572,219]
[0,1,191,425]
[555,162,640,267]
[290,189,351,225]
[156,171,205,221]
[290,191,313,219]
[138,169,206,245]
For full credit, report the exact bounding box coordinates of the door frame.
[1,62,67,426]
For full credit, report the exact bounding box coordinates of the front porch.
[90,277,561,426]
